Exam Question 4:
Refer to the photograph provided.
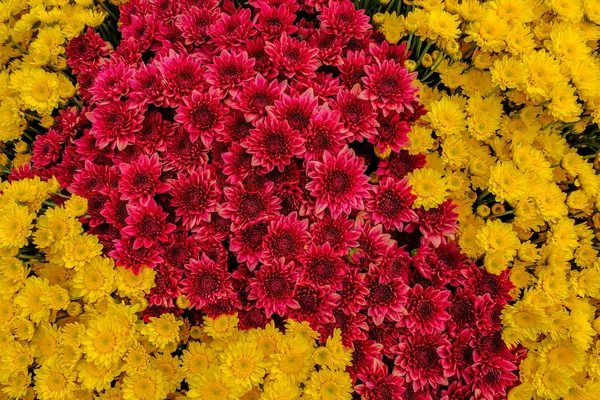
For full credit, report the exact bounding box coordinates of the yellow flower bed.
[0,177,353,400]
[375,1,600,399]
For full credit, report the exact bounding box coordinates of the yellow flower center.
[133,377,156,400]
[83,271,105,290]
[206,382,230,400]
[189,354,210,374]
[157,320,176,337]
[94,330,116,353]
[321,381,340,399]
[31,81,52,103]
[47,372,67,392]
[232,355,254,379]
[157,362,175,381]
[73,245,90,261]
[513,310,536,328]
[123,270,144,286]
[39,335,57,357]
[256,337,277,356]
[280,351,303,374]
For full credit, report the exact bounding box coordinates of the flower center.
[369,283,393,304]
[326,171,350,194]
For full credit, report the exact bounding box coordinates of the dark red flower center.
[189,103,215,129]
[369,283,393,304]
[138,216,162,237]
[372,386,394,400]
[415,300,434,320]
[132,172,152,191]
[239,193,265,218]
[264,275,289,296]
[379,75,398,96]
[414,345,438,366]
[449,300,474,325]
[264,133,288,155]
[243,223,268,249]
[326,170,351,194]
[285,109,311,132]
[196,273,218,293]
[296,287,318,312]
[379,191,401,215]
[272,233,295,255]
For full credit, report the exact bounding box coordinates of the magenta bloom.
[414,241,469,286]
[65,28,111,74]
[309,214,360,256]
[264,34,320,79]
[339,270,368,314]
[177,6,218,46]
[148,264,183,308]
[365,267,409,325]
[319,1,371,39]
[181,255,235,310]
[109,237,164,275]
[248,259,298,316]
[261,212,310,263]
[206,50,255,97]
[355,359,406,400]
[229,74,286,123]
[331,84,378,142]
[242,117,305,172]
[371,111,411,153]
[302,107,348,162]
[164,127,210,173]
[300,242,346,289]
[255,3,297,40]
[208,8,256,50]
[446,289,477,336]
[393,332,451,392]
[174,89,227,146]
[309,30,345,66]
[122,199,176,249]
[169,169,219,229]
[306,147,370,218]
[288,282,339,325]
[339,50,371,88]
[377,151,427,180]
[267,89,318,135]
[406,200,458,247]
[89,60,133,103]
[365,177,417,231]
[230,221,270,270]
[220,182,281,228]
[87,100,143,150]
[157,51,205,105]
[397,285,451,334]
[31,131,61,167]
[361,59,418,115]
[129,63,166,107]
[470,358,518,400]
[221,142,254,184]
[118,154,170,206]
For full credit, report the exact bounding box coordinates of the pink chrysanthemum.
[110,237,164,275]
[118,154,170,206]
[169,169,219,229]
[364,267,408,325]
[205,50,255,97]
[177,6,218,46]
[65,28,111,75]
[339,269,368,314]
[474,294,503,334]
[135,110,175,153]
[264,34,320,79]
[309,214,360,256]
[100,191,128,229]
[229,74,286,123]
[377,151,427,180]
[407,200,458,247]
[163,233,201,269]
[220,182,281,227]
[288,282,339,325]
[397,285,451,334]
[31,131,61,168]
[302,107,348,162]
[338,50,371,88]
[219,110,254,143]
[470,358,518,400]
[318,1,370,39]
[242,117,305,172]
[440,381,471,400]
[267,89,318,135]
[174,88,227,146]
[462,265,513,305]
[148,264,183,308]
[208,8,256,50]
[88,60,133,103]
[379,242,412,282]
[354,220,394,266]
[248,259,298,316]
[164,127,210,172]
[221,142,254,185]
[122,199,176,249]
[393,332,450,392]
[321,309,368,346]
[371,111,411,153]
[255,3,297,40]
[181,255,235,310]
[306,147,370,217]
[308,30,346,66]
[293,72,342,102]
[300,242,346,289]
[199,237,229,267]
[330,85,378,142]
[229,221,270,270]
[355,359,406,400]
[129,63,166,107]
[414,241,469,286]
[157,50,205,105]
[261,212,310,263]
[245,37,278,79]
[446,288,477,336]
[361,59,418,115]
[369,41,410,65]
[365,177,417,231]
[349,339,384,377]
[87,100,143,150]
[193,212,232,243]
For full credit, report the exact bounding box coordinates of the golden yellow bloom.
[141,313,183,350]
[268,335,314,385]
[304,368,353,400]
[121,369,168,400]
[407,167,449,210]
[34,363,78,400]
[62,233,103,269]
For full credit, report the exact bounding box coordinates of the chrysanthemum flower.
[82,315,130,369]
[379,242,412,282]
[318,1,371,39]
[309,30,346,66]
[65,28,111,75]
[157,50,205,106]
[397,285,451,334]
[31,131,61,168]
[256,3,298,40]
[300,242,346,289]
[208,7,256,50]
[177,6,219,46]
[118,154,170,207]
[413,241,469,285]
[289,282,340,325]
[163,127,210,172]
[87,100,144,150]
[141,313,183,350]
[181,256,234,310]
[89,60,134,103]
[406,200,458,247]
[205,50,255,97]
[148,264,184,308]
[229,221,270,270]
[338,270,369,314]
[268,89,318,135]
[174,89,227,146]
[393,332,450,392]
[371,110,411,154]
[309,214,360,256]
[129,63,166,107]
[348,339,384,377]
[242,117,305,172]
[121,368,169,400]
[365,267,409,325]
[355,358,406,400]
[34,364,78,400]
[354,220,394,266]
[71,256,116,303]
[365,177,417,231]
[304,367,353,400]
[220,182,281,228]
[261,212,310,263]
[302,106,348,162]
[169,169,219,230]
[407,167,449,211]
[109,237,164,274]
[377,150,427,180]
[330,85,378,142]
[361,59,417,115]
[306,147,370,218]
[230,74,286,123]
[369,40,409,65]
[338,50,371,88]
[264,34,320,79]
[122,199,176,249]
[268,334,314,385]
[462,265,513,305]
[220,340,266,394]
[248,259,298,316]
[470,358,518,400]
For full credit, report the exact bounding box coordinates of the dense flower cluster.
[0,0,109,173]
[0,179,352,399]
[374,1,600,399]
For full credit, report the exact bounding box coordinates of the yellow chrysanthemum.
[304,368,353,400]
[141,313,183,350]
[261,380,302,400]
[181,341,218,378]
[220,340,266,393]
[76,360,119,392]
[151,352,183,394]
[204,313,239,340]
[13,276,51,324]
[61,233,103,269]
[115,266,156,298]
[268,335,314,385]
[121,369,168,400]
[81,315,130,369]
[71,256,116,303]
[12,67,61,115]
[407,167,449,210]
[0,203,36,249]
[34,363,78,400]
[187,365,237,400]
[247,321,283,358]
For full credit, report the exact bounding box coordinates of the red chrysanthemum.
[364,267,408,325]
[306,147,370,218]
[208,8,256,50]
[89,60,133,103]
[338,50,371,88]
[31,131,61,168]
[293,72,342,102]
[470,358,518,400]
[248,259,298,316]
[371,111,411,154]
[181,255,235,310]
[462,265,513,305]
[367,320,400,360]
[440,381,471,400]
[65,28,111,75]
[308,30,346,66]
[406,200,458,247]
[264,34,320,79]
[242,117,305,172]
[86,100,144,150]
[122,199,176,249]
[229,74,286,123]
[100,190,129,229]
[177,6,219,46]
[365,177,417,231]
[174,88,227,146]
[163,127,210,172]
[354,220,394,267]
[157,50,205,106]
[109,237,164,275]
[193,212,232,243]
[397,285,451,334]
[413,241,469,286]
[318,1,370,39]
[118,154,170,207]
[261,212,310,263]
[169,169,219,229]
[309,214,360,256]
[205,50,255,97]
[288,282,339,325]
[255,3,297,40]
[377,151,427,180]
[163,233,201,269]
[302,106,348,162]
[129,63,166,107]
[135,110,175,153]
[355,359,406,400]
[349,339,384,377]
[369,40,409,65]
[148,264,183,308]
[220,182,281,228]
[360,59,418,115]
[267,89,318,135]
[229,221,270,270]
[221,142,254,185]
[474,293,503,334]
[244,37,278,79]
[446,288,477,336]
[393,332,451,392]
[379,242,412,282]
[338,269,368,314]
[330,84,378,142]
[299,242,346,290]
[321,309,368,346]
